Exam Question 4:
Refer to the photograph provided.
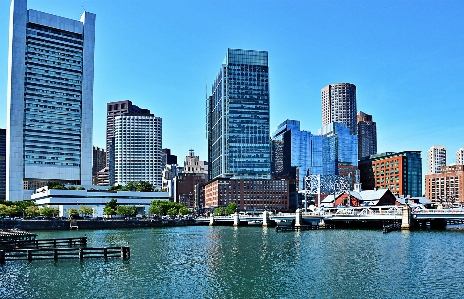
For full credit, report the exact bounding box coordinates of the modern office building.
[207,48,270,181]
[425,165,463,203]
[106,100,151,185]
[357,111,377,159]
[427,145,447,174]
[271,120,329,189]
[0,129,6,200]
[358,151,422,197]
[92,146,106,184]
[318,122,358,173]
[456,148,464,165]
[114,113,162,189]
[321,83,357,135]
[204,178,289,212]
[7,0,95,201]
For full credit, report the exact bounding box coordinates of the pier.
[0,246,130,263]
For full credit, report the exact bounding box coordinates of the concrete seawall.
[0,219,196,230]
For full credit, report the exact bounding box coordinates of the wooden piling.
[0,250,5,264]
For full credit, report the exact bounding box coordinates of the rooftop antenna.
[82,6,86,12]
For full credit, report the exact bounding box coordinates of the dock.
[276,224,319,232]
[0,246,130,263]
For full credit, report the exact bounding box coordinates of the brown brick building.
[174,173,207,209]
[204,178,289,212]
[425,165,464,203]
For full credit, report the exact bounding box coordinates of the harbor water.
[1,226,464,299]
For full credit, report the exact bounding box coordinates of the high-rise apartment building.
[359,151,422,197]
[357,111,377,159]
[456,148,464,165]
[427,145,447,174]
[106,100,151,185]
[0,129,6,200]
[207,48,270,180]
[7,0,95,200]
[425,165,463,203]
[114,113,162,188]
[321,83,357,135]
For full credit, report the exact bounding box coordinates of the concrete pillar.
[209,215,215,226]
[262,211,270,227]
[295,208,302,227]
[233,212,240,227]
[401,204,411,230]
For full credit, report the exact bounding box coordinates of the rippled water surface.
[1,226,464,298]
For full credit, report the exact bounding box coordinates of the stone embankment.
[0,219,196,230]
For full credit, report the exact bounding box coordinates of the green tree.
[116,205,136,217]
[226,202,238,215]
[39,206,59,217]
[213,207,226,216]
[67,208,79,218]
[103,198,118,217]
[148,200,186,216]
[167,207,178,216]
[77,187,86,190]
[108,185,123,191]
[179,206,189,215]
[25,205,40,218]
[13,200,36,218]
[79,205,94,217]
[47,181,66,189]
[67,185,77,190]
[126,181,154,192]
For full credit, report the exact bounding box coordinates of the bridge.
[197,206,464,229]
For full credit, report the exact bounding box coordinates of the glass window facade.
[207,49,270,180]
[23,23,83,167]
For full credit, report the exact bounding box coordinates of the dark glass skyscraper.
[207,49,270,180]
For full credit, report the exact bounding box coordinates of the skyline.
[1,0,463,174]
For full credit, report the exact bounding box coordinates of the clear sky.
[0,0,463,180]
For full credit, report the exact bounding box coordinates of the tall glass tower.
[207,49,270,181]
[7,0,95,200]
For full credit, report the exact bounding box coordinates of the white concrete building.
[456,147,464,165]
[114,114,162,188]
[7,0,95,201]
[427,145,447,174]
[32,186,169,217]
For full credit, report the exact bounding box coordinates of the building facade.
[456,147,464,165]
[321,83,357,135]
[114,113,162,188]
[0,129,6,200]
[7,0,95,201]
[204,178,289,212]
[92,146,106,184]
[427,145,447,174]
[359,151,422,197]
[106,100,151,185]
[357,111,377,159]
[425,165,463,203]
[207,48,270,181]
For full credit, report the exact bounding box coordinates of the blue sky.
[0,0,463,175]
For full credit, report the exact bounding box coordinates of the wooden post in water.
[0,250,5,264]
[54,249,58,261]
[121,247,130,259]
[104,247,108,259]
[27,250,33,262]
[79,248,84,260]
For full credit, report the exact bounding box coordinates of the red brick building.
[174,173,207,209]
[204,178,289,212]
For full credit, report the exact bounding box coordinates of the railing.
[0,246,130,264]
[0,237,87,249]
